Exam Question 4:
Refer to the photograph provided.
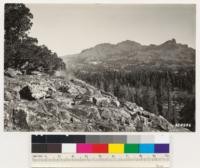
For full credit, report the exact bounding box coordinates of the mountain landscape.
[4,38,195,132]
[4,4,195,132]
[63,39,195,131]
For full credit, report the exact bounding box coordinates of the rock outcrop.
[4,68,22,78]
[4,72,188,132]
[19,83,56,100]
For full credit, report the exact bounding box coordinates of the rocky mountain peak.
[169,38,176,44]
[160,38,177,47]
[95,43,114,48]
[117,40,141,47]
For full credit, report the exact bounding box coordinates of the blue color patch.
[139,144,155,153]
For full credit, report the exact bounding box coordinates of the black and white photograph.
[4,3,196,132]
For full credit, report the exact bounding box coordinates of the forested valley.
[73,67,195,131]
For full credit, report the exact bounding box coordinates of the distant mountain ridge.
[63,39,195,70]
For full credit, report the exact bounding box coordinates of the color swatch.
[108,144,124,153]
[124,144,139,153]
[32,135,170,154]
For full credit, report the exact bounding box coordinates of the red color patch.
[92,144,108,153]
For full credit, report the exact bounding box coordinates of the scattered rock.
[58,85,70,93]
[56,97,74,108]
[111,99,120,107]
[86,106,101,120]
[13,106,29,130]
[96,120,119,131]
[124,101,137,111]
[4,91,12,101]
[66,84,86,96]
[4,72,179,132]
[92,97,110,107]
[19,84,55,100]
[134,115,144,131]
[153,115,174,131]
[31,71,42,76]
[54,70,67,77]
[79,95,93,105]
[59,110,71,123]
[4,87,21,101]
[99,108,112,120]
[5,68,22,78]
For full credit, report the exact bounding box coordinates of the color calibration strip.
[31,135,170,168]
[32,135,169,154]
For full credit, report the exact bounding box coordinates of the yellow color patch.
[108,144,124,153]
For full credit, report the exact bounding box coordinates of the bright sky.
[26,4,196,56]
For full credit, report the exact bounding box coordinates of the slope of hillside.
[4,71,187,132]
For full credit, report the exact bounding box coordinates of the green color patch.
[124,144,139,153]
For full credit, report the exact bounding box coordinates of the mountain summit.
[64,39,195,69]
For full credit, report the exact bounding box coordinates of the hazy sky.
[26,4,196,56]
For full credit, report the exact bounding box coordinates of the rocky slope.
[4,69,188,132]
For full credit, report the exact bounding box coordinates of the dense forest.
[74,67,195,131]
[4,4,65,74]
